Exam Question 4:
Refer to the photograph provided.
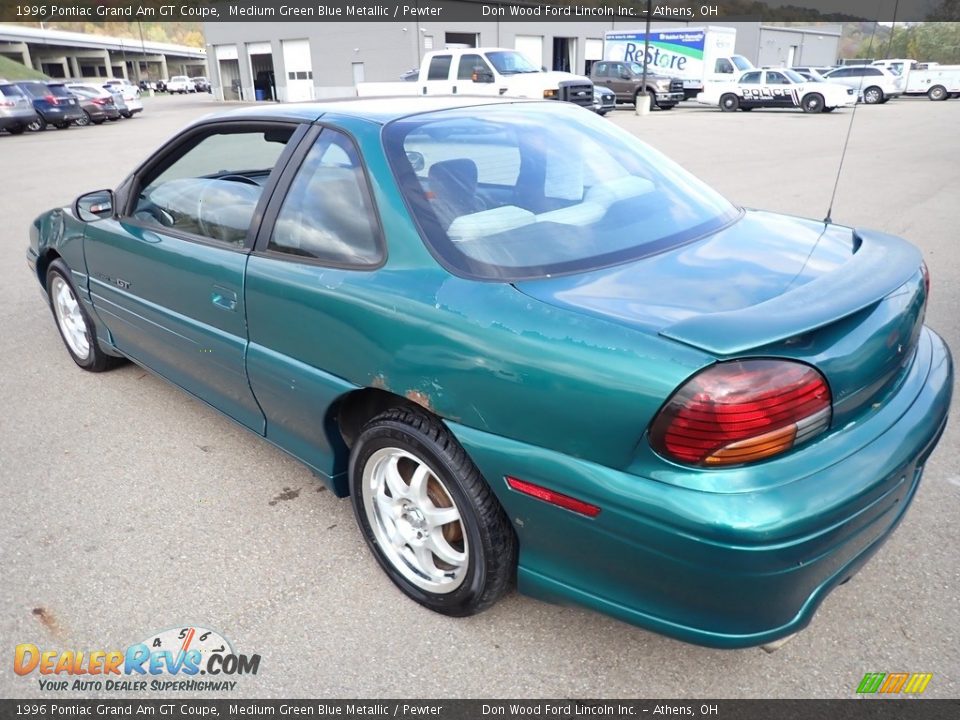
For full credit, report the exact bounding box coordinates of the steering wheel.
[197,175,259,240]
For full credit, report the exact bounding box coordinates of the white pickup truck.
[356,48,594,109]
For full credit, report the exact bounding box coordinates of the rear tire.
[75,111,91,127]
[928,85,948,101]
[863,86,883,104]
[27,116,46,131]
[720,93,740,112]
[45,259,122,373]
[349,407,516,617]
[7,124,25,134]
[54,122,70,129]
[801,93,825,113]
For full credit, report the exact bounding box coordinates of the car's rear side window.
[266,129,382,267]
[427,56,452,81]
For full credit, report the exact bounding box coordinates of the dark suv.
[13,81,85,130]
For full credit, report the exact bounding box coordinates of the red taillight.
[43,94,58,104]
[505,477,601,517]
[649,360,831,467]
[92,98,108,105]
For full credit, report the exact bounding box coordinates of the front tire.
[720,93,740,112]
[76,110,91,127]
[7,124,25,134]
[46,259,120,373]
[801,93,825,113]
[349,407,516,617]
[863,86,883,104]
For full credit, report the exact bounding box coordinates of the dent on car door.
[244,126,386,488]
[83,121,307,432]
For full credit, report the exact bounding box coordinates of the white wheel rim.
[51,275,90,360]
[362,447,468,594]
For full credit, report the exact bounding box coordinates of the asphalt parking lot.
[1,94,958,699]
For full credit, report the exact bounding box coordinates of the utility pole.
[636,0,653,115]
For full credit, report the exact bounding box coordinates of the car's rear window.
[383,103,739,281]
[17,82,47,97]
[47,85,73,97]
[0,84,25,98]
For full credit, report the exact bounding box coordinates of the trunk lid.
[514,210,926,421]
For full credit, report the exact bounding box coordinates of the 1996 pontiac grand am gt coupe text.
[28,98,952,648]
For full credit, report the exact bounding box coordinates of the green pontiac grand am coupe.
[28,98,952,648]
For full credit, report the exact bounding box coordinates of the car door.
[608,62,633,100]
[454,53,495,96]
[737,70,763,108]
[244,124,386,484]
[765,71,800,108]
[422,54,455,96]
[83,120,308,433]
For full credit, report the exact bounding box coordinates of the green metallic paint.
[27,99,954,647]
[449,327,951,647]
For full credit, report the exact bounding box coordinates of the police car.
[697,68,856,113]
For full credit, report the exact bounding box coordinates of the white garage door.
[515,35,543,67]
[282,39,313,102]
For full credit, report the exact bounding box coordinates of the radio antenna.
[824,19,881,224]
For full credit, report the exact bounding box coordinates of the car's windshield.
[782,69,807,83]
[732,56,753,71]
[486,51,539,75]
[384,104,739,281]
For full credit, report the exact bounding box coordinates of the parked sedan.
[65,84,122,125]
[698,68,856,113]
[191,76,211,93]
[13,81,84,130]
[0,82,39,134]
[27,98,952,648]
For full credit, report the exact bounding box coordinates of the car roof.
[208,96,541,125]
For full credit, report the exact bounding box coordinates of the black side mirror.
[75,189,114,222]
[471,68,495,84]
[405,151,425,173]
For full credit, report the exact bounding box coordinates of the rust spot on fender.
[405,390,432,410]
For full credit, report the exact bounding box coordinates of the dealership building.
[202,12,841,103]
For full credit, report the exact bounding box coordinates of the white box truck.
[602,26,753,99]
[356,48,594,109]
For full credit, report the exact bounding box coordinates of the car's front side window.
[266,129,382,267]
[131,126,295,247]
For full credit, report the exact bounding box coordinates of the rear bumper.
[449,327,952,648]
[39,106,84,122]
[0,110,37,128]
